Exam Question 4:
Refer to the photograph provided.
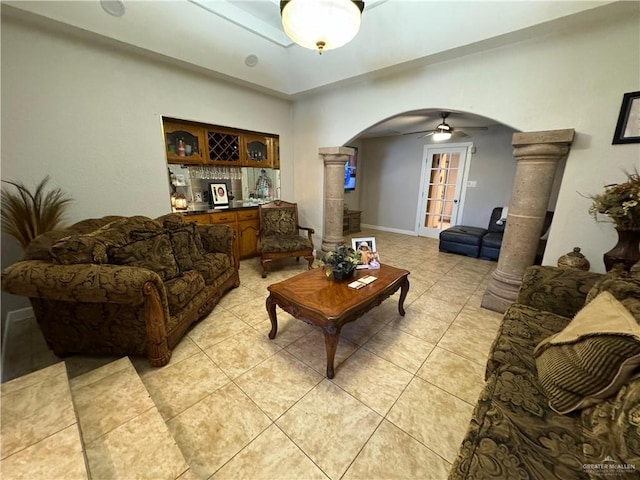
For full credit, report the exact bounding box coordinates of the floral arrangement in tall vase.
[588,170,640,271]
[1,176,72,250]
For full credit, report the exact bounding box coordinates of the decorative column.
[482,129,575,313]
[320,146,354,253]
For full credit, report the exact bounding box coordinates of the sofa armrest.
[1,260,167,306]
[517,266,602,318]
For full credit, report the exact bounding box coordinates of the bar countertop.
[179,200,267,215]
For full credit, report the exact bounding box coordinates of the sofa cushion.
[439,226,486,246]
[485,303,570,380]
[259,234,312,253]
[449,365,587,480]
[164,270,206,316]
[193,253,232,286]
[49,216,164,265]
[586,269,640,321]
[51,235,109,265]
[580,376,640,476]
[534,292,640,414]
[481,232,503,249]
[108,233,180,281]
[164,222,205,272]
[26,216,124,261]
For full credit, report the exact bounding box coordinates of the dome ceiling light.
[280,0,365,55]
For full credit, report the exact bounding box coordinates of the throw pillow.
[50,235,109,264]
[164,223,205,272]
[108,233,179,281]
[534,291,640,414]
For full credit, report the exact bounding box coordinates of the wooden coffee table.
[266,264,410,378]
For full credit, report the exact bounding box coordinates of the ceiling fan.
[403,112,488,140]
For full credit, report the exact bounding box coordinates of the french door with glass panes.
[417,145,471,238]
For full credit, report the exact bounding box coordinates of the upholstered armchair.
[257,200,315,278]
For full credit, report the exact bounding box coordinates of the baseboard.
[1,307,35,367]
[360,224,417,236]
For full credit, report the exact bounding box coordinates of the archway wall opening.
[291,2,639,272]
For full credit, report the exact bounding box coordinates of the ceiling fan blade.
[452,130,468,138]
[455,126,489,131]
[403,129,436,136]
[418,131,436,139]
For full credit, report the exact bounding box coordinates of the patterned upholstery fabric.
[0,214,240,366]
[108,233,180,281]
[165,223,205,272]
[193,253,232,285]
[50,216,164,265]
[259,234,313,253]
[450,366,589,480]
[450,266,640,480]
[197,224,235,256]
[485,303,570,380]
[517,265,602,318]
[581,376,640,478]
[261,208,297,236]
[25,215,124,261]
[164,270,205,315]
[585,270,640,321]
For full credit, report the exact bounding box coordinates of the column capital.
[512,129,575,147]
[319,146,355,156]
[319,147,355,166]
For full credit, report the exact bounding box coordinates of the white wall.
[461,125,519,227]
[0,14,293,321]
[292,2,639,272]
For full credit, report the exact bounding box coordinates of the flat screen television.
[344,146,358,191]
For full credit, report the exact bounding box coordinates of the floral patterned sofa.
[1,214,239,367]
[449,265,640,479]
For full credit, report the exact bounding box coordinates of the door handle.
[453,199,458,204]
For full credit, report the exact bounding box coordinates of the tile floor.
[1,229,503,480]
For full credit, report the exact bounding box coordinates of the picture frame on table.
[352,237,380,269]
[612,91,640,144]
[210,183,229,207]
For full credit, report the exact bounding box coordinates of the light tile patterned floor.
[2,229,502,479]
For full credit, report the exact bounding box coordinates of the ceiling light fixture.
[280,0,364,55]
[432,121,452,142]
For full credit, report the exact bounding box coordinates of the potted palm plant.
[321,244,361,280]
[1,176,72,250]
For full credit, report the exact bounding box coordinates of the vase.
[603,229,640,272]
[557,247,590,271]
[331,268,354,281]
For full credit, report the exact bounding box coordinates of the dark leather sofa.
[439,208,553,262]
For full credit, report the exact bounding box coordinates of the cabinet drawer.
[210,211,237,224]
[183,214,210,225]
[237,208,259,221]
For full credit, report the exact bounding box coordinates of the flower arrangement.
[321,244,361,280]
[588,171,640,231]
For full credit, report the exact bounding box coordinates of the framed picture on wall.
[612,91,640,144]
[210,183,229,207]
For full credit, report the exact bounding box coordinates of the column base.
[321,236,343,254]
[481,269,523,313]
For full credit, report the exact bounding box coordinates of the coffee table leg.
[323,327,339,379]
[398,277,410,316]
[266,295,278,339]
